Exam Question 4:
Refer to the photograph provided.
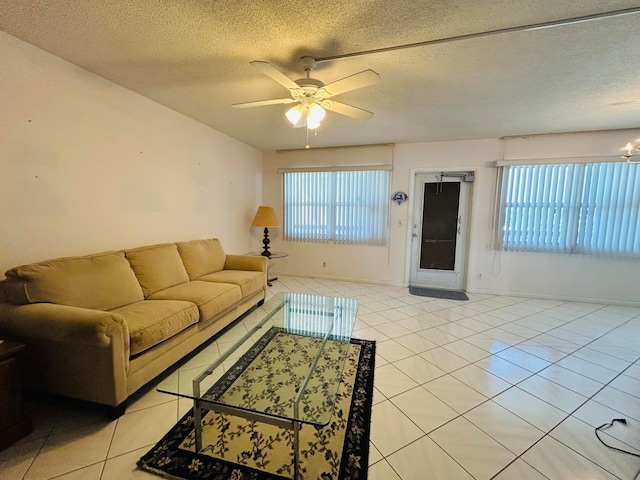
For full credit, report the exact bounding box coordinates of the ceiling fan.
[232,56,380,129]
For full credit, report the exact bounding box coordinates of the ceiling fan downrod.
[300,56,318,76]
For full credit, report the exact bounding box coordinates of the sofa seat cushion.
[198,270,265,297]
[110,300,199,356]
[177,238,226,280]
[125,244,190,297]
[148,281,241,321]
[3,251,144,310]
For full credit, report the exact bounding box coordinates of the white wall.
[262,146,395,283]
[264,132,640,305]
[7,27,634,305]
[0,31,262,276]
[472,130,640,305]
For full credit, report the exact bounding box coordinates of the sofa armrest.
[224,254,268,273]
[0,302,129,349]
[0,302,131,406]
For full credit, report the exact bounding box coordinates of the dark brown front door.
[420,182,460,271]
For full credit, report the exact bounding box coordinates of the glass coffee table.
[157,292,359,479]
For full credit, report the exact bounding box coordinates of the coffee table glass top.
[157,292,359,426]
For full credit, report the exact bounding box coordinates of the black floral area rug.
[138,335,375,480]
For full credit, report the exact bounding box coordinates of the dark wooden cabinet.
[0,341,32,451]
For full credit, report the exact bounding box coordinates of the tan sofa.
[0,238,267,418]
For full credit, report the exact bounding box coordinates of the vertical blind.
[499,161,640,255]
[283,169,390,245]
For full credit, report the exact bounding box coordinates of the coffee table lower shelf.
[191,315,339,480]
[158,292,359,480]
[192,399,305,479]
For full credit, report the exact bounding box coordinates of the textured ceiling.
[2,1,640,151]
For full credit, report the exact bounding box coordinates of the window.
[283,169,390,245]
[498,161,640,256]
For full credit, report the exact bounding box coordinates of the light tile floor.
[2,276,640,479]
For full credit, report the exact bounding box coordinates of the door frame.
[404,168,475,289]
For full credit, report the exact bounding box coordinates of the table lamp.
[252,206,279,257]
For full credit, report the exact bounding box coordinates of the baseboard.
[466,286,640,308]
[271,273,640,307]
[271,271,395,286]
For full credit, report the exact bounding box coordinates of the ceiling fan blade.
[319,69,380,97]
[323,101,374,120]
[232,98,297,108]
[250,60,300,91]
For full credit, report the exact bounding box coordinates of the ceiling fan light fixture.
[307,116,322,129]
[239,59,378,139]
[285,103,325,129]
[309,103,326,122]
[285,105,304,125]
[622,141,640,164]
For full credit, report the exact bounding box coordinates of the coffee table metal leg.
[194,400,203,452]
[293,420,300,480]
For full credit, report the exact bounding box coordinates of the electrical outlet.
[476,273,483,280]
[322,262,327,268]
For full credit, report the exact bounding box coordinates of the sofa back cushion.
[3,251,144,310]
[125,243,190,297]
[177,238,226,280]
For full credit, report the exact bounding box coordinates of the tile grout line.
[375,299,639,479]
[368,297,577,478]
[490,355,640,480]
[296,284,635,478]
[475,305,640,478]
[272,279,640,479]
[487,312,640,480]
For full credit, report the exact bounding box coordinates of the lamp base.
[261,227,272,258]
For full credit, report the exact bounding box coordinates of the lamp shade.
[251,206,279,227]
[309,103,326,122]
[285,105,304,125]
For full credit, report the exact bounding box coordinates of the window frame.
[282,167,391,246]
[495,160,640,257]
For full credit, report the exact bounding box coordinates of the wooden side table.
[0,341,32,451]
[248,251,289,286]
